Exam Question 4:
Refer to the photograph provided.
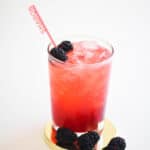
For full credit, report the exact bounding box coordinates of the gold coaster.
[43,119,116,150]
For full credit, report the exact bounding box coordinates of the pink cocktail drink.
[48,39,113,133]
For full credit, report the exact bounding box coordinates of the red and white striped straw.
[28,4,56,47]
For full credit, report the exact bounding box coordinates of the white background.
[0,0,150,149]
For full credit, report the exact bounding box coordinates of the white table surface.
[0,0,150,149]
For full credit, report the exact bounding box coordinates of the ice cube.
[99,51,106,59]
[99,48,111,60]
[84,51,95,63]
[79,41,100,51]
[67,41,111,64]
[67,49,84,64]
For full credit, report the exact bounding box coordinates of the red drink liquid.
[48,40,113,132]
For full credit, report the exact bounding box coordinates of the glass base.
[43,119,116,150]
[52,120,104,137]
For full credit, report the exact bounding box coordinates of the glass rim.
[47,38,114,67]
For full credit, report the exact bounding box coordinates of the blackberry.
[103,145,123,150]
[78,131,100,150]
[58,41,73,52]
[87,131,100,145]
[103,137,126,150]
[50,47,68,61]
[56,127,77,149]
[56,142,77,150]
[78,134,93,150]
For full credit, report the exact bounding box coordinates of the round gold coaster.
[43,119,116,150]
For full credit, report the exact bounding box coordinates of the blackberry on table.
[78,131,100,150]
[103,137,126,150]
[78,134,93,150]
[87,131,100,145]
[56,141,77,150]
[56,127,77,149]
[103,145,124,150]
